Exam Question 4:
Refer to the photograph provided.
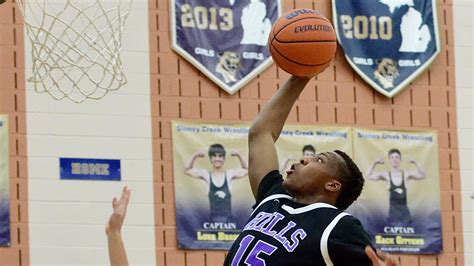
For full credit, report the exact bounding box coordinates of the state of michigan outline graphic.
[378,0,414,13]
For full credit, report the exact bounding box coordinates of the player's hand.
[106,186,131,236]
[376,158,384,164]
[365,246,399,266]
[408,159,416,164]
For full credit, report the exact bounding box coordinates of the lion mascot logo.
[215,51,242,84]
[374,58,399,89]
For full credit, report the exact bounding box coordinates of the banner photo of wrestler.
[349,128,442,254]
[172,121,252,250]
[0,115,10,247]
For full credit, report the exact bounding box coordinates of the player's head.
[302,144,316,158]
[282,150,364,210]
[208,144,226,168]
[332,150,365,210]
[388,148,402,168]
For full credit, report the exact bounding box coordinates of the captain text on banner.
[0,115,10,247]
[332,0,440,97]
[349,128,442,254]
[171,0,281,94]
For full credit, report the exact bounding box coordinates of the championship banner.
[332,0,440,97]
[172,121,253,249]
[276,125,352,175]
[171,0,281,94]
[349,128,442,254]
[0,115,10,247]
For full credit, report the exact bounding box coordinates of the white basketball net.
[17,0,133,102]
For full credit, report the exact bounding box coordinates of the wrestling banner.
[0,115,10,247]
[172,121,253,249]
[332,0,440,97]
[349,128,442,254]
[171,0,281,94]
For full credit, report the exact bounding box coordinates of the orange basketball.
[269,9,337,77]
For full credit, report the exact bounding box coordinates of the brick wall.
[0,1,29,265]
[151,0,464,265]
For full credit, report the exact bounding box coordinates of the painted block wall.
[24,1,156,265]
[454,0,474,265]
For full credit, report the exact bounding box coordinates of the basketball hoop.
[17,0,133,103]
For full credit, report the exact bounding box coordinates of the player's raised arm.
[248,76,310,197]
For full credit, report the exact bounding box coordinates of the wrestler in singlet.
[208,172,233,222]
[388,171,412,224]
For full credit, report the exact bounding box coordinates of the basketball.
[269,9,337,77]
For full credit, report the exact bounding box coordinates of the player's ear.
[325,180,341,192]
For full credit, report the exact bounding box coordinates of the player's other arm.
[406,159,426,180]
[184,150,209,183]
[228,149,249,180]
[365,247,399,266]
[248,76,310,197]
[366,158,388,181]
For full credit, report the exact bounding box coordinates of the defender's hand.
[106,186,131,236]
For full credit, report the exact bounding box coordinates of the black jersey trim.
[281,202,337,214]
[320,213,350,266]
[251,194,292,215]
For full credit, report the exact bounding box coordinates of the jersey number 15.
[231,235,277,266]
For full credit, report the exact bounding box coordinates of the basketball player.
[280,144,316,174]
[106,186,130,266]
[367,149,426,224]
[185,144,248,222]
[224,76,398,265]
